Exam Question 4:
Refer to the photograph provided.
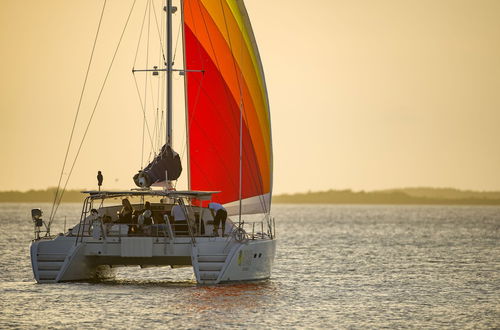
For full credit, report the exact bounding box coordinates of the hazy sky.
[1,0,499,194]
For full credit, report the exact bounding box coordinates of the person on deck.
[90,208,102,239]
[208,202,227,237]
[117,198,133,223]
[170,204,189,236]
[171,204,186,222]
[138,201,153,226]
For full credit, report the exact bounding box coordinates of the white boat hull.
[31,235,276,284]
[220,239,276,282]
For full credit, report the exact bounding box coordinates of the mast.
[180,0,190,190]
[166,0,173,146]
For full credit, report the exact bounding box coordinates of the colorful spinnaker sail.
[183,0,272,215]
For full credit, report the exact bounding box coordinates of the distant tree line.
[0,188,84,203]
[2,187,500,205]
[273,188,500,205]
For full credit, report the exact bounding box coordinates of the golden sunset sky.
[1,0,499,194]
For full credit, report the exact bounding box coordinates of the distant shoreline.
[0,189,86,203]
[1,187,500,205]
[273,188,500,205]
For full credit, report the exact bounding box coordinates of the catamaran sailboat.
[30,0,275,284]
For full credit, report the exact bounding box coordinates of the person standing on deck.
[117,199,133,223]
[138,202,153,226]
[171,204,186,222]
[208,202,227,237]
[170,204,189,236]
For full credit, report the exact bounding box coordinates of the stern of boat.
[192,237,276,285]
[30,236,115,283]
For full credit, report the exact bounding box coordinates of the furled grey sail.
[133,144,182,188]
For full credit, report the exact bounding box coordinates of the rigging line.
[148,76,159,160]
[154,10,164,152]
[220,2,268,215]
[238,106,269,213]
[148,70,158,117]
[189,87,239,189]
[146,2,160,162]
[159,70,166,150]
[179,61,206,164]
[187,150,217,192]
[51,0,138,222]
[173,15,182,63]
[181,3,220,170]
[192,75,266,213]
[142,0,152,168]
[148,81,159,160]
[235,27,268,214]
[160,4,166,150]
[157,4,165,152]
[235,16,268,215]
[185,43,267,214]
[160,107,165,149]
[150,106,158,159]
[181,3,209,166]
[220,0,246,218]
[182,2,212,167]
[132,74,155,148]
[49,0,107,223]
[133,0,149,68]
[186,5,244,187]
[150,0,166,63]
[219,0,244,132]
[186,1,206,85]
[189,72,266,213]
[156,107,161,150]
[151,80,159,153]
[196,4,239,141]
[184,2,239,162]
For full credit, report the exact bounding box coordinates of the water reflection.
[90,278,197,288]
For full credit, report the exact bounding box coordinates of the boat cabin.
[71,190,234,240]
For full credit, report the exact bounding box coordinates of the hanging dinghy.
[133,144,182,188]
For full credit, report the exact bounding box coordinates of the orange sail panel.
[184,0,272,215]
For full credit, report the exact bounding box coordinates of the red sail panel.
[184,0,272,214]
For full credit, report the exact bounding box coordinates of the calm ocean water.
[0,203,498,328]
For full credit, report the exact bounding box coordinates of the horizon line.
[2,186,500,194]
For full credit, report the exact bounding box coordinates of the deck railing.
[236,216,276,241]
[73,199,276,244]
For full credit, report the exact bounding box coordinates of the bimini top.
[81,190,219,201]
